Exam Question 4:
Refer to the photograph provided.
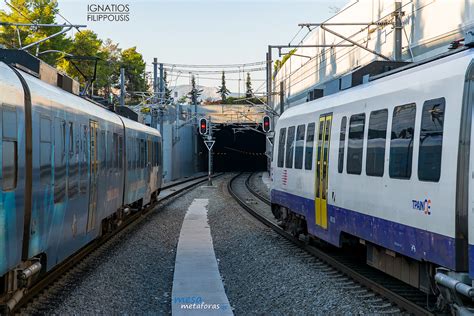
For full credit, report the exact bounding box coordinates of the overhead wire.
[163,67,266,74]
[155,61,266,69]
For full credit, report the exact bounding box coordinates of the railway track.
[228,172,436,316]
[9,173,222,315]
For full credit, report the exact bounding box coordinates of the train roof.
[3,61,161,137]
[120,115,161,138]
[278,48,474,122]
[13,63,122,126]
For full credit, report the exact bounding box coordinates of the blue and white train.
[0,58,162,310]
[271,45,474,308]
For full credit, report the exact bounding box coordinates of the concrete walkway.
[171,199,233,316]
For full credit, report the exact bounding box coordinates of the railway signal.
[262,115,271,133]
[199,118,208,135]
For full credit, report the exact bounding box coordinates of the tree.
[163,70,172,104]
[216,71,230,103]
[57,29,102,95]
[96,38,121,97]
[187,75,202,105]
[0,0,71,66]
[121,46,147,103]
[245,72,253,98]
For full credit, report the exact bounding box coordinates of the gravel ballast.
[208,174,380,315]
[45,185,204,314]
[43,173,382,314]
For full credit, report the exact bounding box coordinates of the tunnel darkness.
[197,124,267,172]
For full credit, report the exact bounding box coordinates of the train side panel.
[123,118,161,207]
[21,70,124,270]
[271,50,473,272]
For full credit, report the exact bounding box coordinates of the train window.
[40,117,52,185]
[148,139,152,166]
[80,125,88,194]
[418,98,445,182]
[347,113,366,175]
[152,141,156,166]
[107,131,112,169]
[136,138,139,169]
[2,141,17,191]
[389,103,416,179]
[277,128,286,168]
[158,141,162,166]
[366,110,388,177]
[338,117,347,173]
[113,133,118,169]
[100,131,106,170]
[141,139,146,168]
[137,139,141,169]
[127,137,131,169]
[68,122,78,198]
[2,107,17,191]
[119,136,123,169]
[285,126,296,168]
[68,122,74,156]
[294,125,305,169]
[156,141,159,167]
[3,107,17,139]
[304,123,315,170]
[54,119,66,203]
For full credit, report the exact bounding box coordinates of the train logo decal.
[411,199,431,215]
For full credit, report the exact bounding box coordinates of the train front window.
[418,98,445,182]
[277,128,286,168]
[389,103,416,179]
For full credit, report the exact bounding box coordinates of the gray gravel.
[37,173,385,315]
[41,184,205,315]
[208,174,381,315]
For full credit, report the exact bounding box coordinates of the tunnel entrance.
[197,124,267,172]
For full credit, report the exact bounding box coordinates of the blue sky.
[4,0,349,91]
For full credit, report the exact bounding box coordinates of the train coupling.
[19,261,42,281]
[435,269,474,315]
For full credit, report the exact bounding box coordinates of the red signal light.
[262,115,271,133]
[199,118,208,135]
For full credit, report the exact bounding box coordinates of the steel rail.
[244,172,271,205]
[228,172,433,316]
[10,173,223,314]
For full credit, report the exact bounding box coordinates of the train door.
[315,114,332,229]
[87,120,99,232]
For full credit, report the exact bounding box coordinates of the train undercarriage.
[272,204,474,314]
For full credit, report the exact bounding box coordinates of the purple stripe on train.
[469,245,474,278]
[271,189,456,270]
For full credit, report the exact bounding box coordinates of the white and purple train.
[271,45,474,309]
